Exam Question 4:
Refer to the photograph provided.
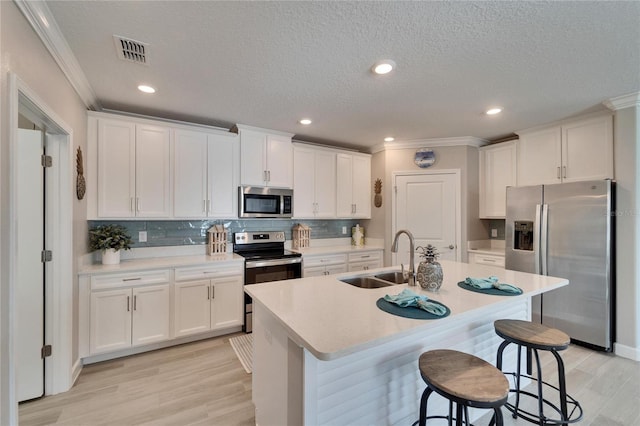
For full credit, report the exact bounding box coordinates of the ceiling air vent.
[113,35,149,65]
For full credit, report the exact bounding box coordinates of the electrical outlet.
[342,226,347,234]
[139,231,147,242]
[491,228,498,238]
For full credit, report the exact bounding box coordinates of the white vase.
[101,248,121,265]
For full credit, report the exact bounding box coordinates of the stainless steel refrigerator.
[505,179,614,351]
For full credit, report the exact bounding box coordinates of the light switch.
[139,231,147,242]
[491,228,498,238]
[342,226,347,234]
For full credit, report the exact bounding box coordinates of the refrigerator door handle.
[540,204,549,275]
[534,204,541,274]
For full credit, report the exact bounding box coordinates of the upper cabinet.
[173,129,239,218]
[87,112,238,220]
[95,118,171,218]
[336,152,371,219]
[293,144,337,218]
[516,114,613,187]
[235,124,294,188]
[479,141,517,219]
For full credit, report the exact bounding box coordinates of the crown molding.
[371,136,488,154]
[603,92,640,111]
[14,0,100,110]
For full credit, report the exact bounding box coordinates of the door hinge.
[41,155,53,168]
[41,344,52,358]
[41,250,53,262]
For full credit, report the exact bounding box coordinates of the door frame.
[391,169,462,263]
[7,72,74,414]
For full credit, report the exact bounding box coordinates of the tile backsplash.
[88,219,362,248]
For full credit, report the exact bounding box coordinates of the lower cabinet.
[303,254,347,277]
[174,265,243,338]
[467,252,505,268]
[347,251,383,272]
[90,284,170,355]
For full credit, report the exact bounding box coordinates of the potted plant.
[89,224,133,265]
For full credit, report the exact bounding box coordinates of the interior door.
[16,129,45,401]
[394,172,459,266]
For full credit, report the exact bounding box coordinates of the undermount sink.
[374,271,408,285]
[340,271,407,288]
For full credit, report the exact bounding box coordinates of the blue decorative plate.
[414,148,436,168]
[376,298,450,319]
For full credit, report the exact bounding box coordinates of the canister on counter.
[351,224,365,247]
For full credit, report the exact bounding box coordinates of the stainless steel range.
[233,231,302,333]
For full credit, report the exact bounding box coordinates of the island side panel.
[253,301,303,426]
[302,298,530,425]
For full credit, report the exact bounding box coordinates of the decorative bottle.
[416,245,443,292]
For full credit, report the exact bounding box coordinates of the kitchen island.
[245,260,568,426]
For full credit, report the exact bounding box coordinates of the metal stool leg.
[533,348,545,426]
[551,349,569,426]
[448,400,453,426]
[513,344,523,417]
[419,387,433,426]
[455,403,463,426]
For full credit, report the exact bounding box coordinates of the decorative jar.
[416,245,443,292]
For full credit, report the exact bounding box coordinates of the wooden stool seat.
[494,319,570,351]
[419,349,509,407]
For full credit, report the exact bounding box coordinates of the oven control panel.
[234,231,286,245]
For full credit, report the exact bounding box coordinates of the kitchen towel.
[383,289,448,316]
[458,278,523,296]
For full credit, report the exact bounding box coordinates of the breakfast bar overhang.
[245,260,569,426]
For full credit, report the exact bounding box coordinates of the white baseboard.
[614,342,640,361]
[71,358,82,385]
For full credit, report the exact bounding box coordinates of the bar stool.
[414,349,508,426]
[494,319,583,425]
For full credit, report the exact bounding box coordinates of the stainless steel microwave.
[238,186,293,218]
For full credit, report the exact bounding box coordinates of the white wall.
[612,104,640,360]
[0,1,89,422]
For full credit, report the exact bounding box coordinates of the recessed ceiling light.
[384,137,395,142]
[299,118,312,125]
[486,107,503,115]
[138,85,156,94]
[372,60,396,75]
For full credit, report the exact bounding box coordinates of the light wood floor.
[20,336,639,425]
[19,333,255,426]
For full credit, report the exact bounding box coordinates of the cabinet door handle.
[557,167,561,179]
[208,200,212,213]
[211,285,215,299]
[563,166,567,179]
[130,197,134,212]
[136,198,140,212]
[133,295,137,310]
[267,170,271,182]
[203,200,206,213]
[127,296,130,312]
[207,286,210,300]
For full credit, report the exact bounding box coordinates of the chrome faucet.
[391,229,416,286]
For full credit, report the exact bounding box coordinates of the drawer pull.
[123,277,142,282]
[360,255,371,259]
[202,271,217,274]
[482,258,496,263]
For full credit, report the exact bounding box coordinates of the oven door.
[244,258,302,333]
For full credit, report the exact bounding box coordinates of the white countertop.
[78,253,244,275]
[291,244,384,256]
[245,260,568,361]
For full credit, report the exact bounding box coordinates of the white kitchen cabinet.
[293,145,336,218]
[516,114,613,186]
[347,250,383,272]
[467,252,505,268]
[479,141,517,219]
[90,283,170,355]
[174,265,243,337]
[236,124,294,188]
[303,253,347,277]
[95,117,171,218]
[336,153,372,218]
[173,129,238,218]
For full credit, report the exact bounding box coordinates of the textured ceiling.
[47,1,640,150]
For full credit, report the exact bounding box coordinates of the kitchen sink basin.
[340,276,393,289]
[374,271,408,284]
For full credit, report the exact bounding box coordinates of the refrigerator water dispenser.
[513,221,533,251]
